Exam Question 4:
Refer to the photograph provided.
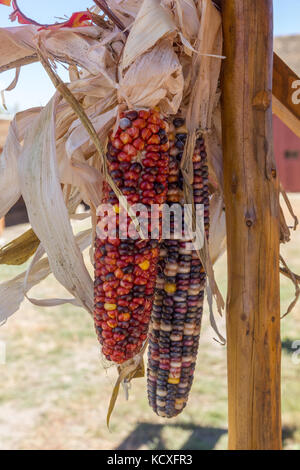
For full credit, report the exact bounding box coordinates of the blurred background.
[0,0,299,450]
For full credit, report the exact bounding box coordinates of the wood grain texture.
[215,0,300,138]
[221,0,282,450]
[273,53,300,137]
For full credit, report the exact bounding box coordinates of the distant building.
[274,35,300,192]
[273,115,300,192]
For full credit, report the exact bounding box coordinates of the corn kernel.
[139,260,150,271]
[168,378,180,385]
[107,320,118,329]
[104,303,117,311]
[164,283,177,294]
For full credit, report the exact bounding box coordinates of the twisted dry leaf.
[0,229,39,266]
[18,97,94,314]
[0,229,92,325]
[122,0,176,70]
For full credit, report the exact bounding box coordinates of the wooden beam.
[214,1,300,137]
[221,0,282,450]
[273,53,300,138]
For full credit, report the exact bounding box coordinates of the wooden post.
[221,0,282,450]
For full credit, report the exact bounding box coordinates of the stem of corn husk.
[280,184,299,232]
[0,55,38,74]
[181,0,225,324]
[93,0,128,36]
[1,66,20,110]
[280,255,300,319]
[107,341,147,428]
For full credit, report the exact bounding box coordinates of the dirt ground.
[0,196,299,450]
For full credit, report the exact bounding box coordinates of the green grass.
[0,197,299,450]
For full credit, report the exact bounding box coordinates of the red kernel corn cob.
[147,117,209,417]
[94,109,170,364]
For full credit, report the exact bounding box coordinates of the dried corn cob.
[94,109,170,364]
[147,117,209,417]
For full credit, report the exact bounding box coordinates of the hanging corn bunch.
[0,0,248,424]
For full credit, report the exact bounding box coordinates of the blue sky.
[0,0,300,113]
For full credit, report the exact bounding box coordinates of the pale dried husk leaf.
[0,229,92,325]
[64,108,117,165]
[1,66,20,110]
[108,0,142,23]
[0,24,106,75]
[122,0,176,70]
[119,40,183,114]
[38,29,110,75]
[23,245,80,309]
[162,0,200,44]
[18,97,94,314]
[209,192,226,264]
[0,118,21,219]
[0,26,37,72]
[107,342,147,428]
[185,0,223,133]
[0,107,41,219]
[206,103,223,190]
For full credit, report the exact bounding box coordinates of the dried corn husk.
[206,103,223,190]
[0,0,226,337]
[162,0,200,44]
[0,26,37,72]
[180,0,224,316]
[18,97,94,314]
[122,0,176,70]
[1,66,20,110]
[119,40,183,114]
[209,192,226,264]
[0,107,43,219]
[0,2,228,355]
[0,229,39,266]
[0,118,22,219]
[0,229,91,325]
[108,0,141,22]
[0,23,106,73]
